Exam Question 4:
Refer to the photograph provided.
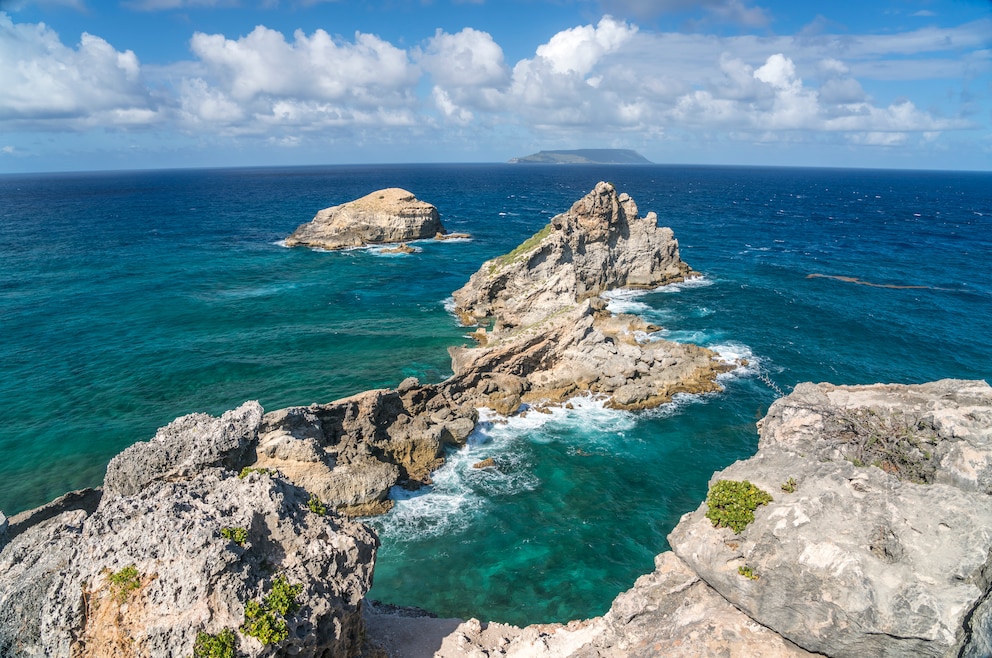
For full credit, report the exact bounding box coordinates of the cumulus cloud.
[535,16,635,75]
[0,13,157,127]
[177,25,419,133]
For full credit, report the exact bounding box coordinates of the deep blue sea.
[2,164,990,625]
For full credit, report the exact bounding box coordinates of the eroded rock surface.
[286,188,444,250]
[668,379,992,658]
[453,181,692,331]
[0,403,379,658]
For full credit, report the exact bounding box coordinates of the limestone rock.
[285,188,443,250]
[0,511,6,549]
[452,181,693,332]
[103,400,261,500]
[0,402,379,658]
[248,386,478,516]
[668,379,992,658]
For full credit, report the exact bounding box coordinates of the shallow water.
[1,164,990,624]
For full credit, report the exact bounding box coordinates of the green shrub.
[705,480,773,533]
[238,466,274,479]
[242,600,288,645]
[108,564,142,602]
[220,526,249,547]
[781,477,797,493]
[307,493,326,516]
[192,629,237,658]
[240,574,303,646]
[738,565,759,580]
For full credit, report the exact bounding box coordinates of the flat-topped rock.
[285,188,444,250]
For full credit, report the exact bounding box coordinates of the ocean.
[1,163,990,625]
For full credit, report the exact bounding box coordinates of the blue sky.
[1,0,989,172]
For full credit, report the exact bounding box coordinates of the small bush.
[738,565,759,580]
[242,600,288,645]
[307,493,327,516]
[192,629,237,658]
[240,574,303,646]
[108,565,142,602]
[220,526,249,547]
[781,477,797,493]
[238,466,274,480]
[705,479,773,533]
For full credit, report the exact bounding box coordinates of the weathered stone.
[103,400,262,500]
[452,181,693,331]
[285,188,444,250]
[669,379,992,658]
[0,470,378,658]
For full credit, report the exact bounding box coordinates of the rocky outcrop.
[285,188,445,250]
[253,383,477,516]
[453,181,692,331]
[669,379,992,658]
[0,403,379,658]
[431,379,992,658]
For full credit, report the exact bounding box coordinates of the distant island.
[509,148,652,164]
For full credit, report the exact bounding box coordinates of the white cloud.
[0,13,156,127]
[419,28,508,88]
[535,16,636,75]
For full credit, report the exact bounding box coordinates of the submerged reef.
[2,183,990,657]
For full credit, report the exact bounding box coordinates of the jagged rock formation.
[285,188,444,250]
[425,379,992,658]
[254,381,478,516]
[0,402,379,658]
[453,181,692,331]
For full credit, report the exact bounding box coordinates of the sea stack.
[285,187,444,250]
[453,181,693,331]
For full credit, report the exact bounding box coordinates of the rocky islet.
[1,183,990,657]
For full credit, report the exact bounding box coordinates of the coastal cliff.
[2,183,990,657]
[285,188,446,250]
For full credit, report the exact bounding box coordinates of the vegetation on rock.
[238,466,274,479]
[781,477,797,493]
[307,493,327,516]
[489,223,553,273]
[705,480,773,533]
[108,564,142,602]
[738,565,759,580]
[241,574,303,645]
[192,629,237,658]
[834,407,940,484]
[220,526,248,546]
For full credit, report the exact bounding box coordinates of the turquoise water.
[2,164,990,625]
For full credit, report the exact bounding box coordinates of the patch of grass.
[108,565,142,603]
[705,480,773,534]
[738,565,759,580]
[781,477,797,493]
[192,629,237,658]
[488,223,553,273]
[307,493,327,516]
[240,575,303,646]
[220,526,249,547]
[238,466,274,479]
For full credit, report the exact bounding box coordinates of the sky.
[0,0,990,173]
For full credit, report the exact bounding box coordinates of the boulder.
[668,379,992,658]
[285,188,444,250]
